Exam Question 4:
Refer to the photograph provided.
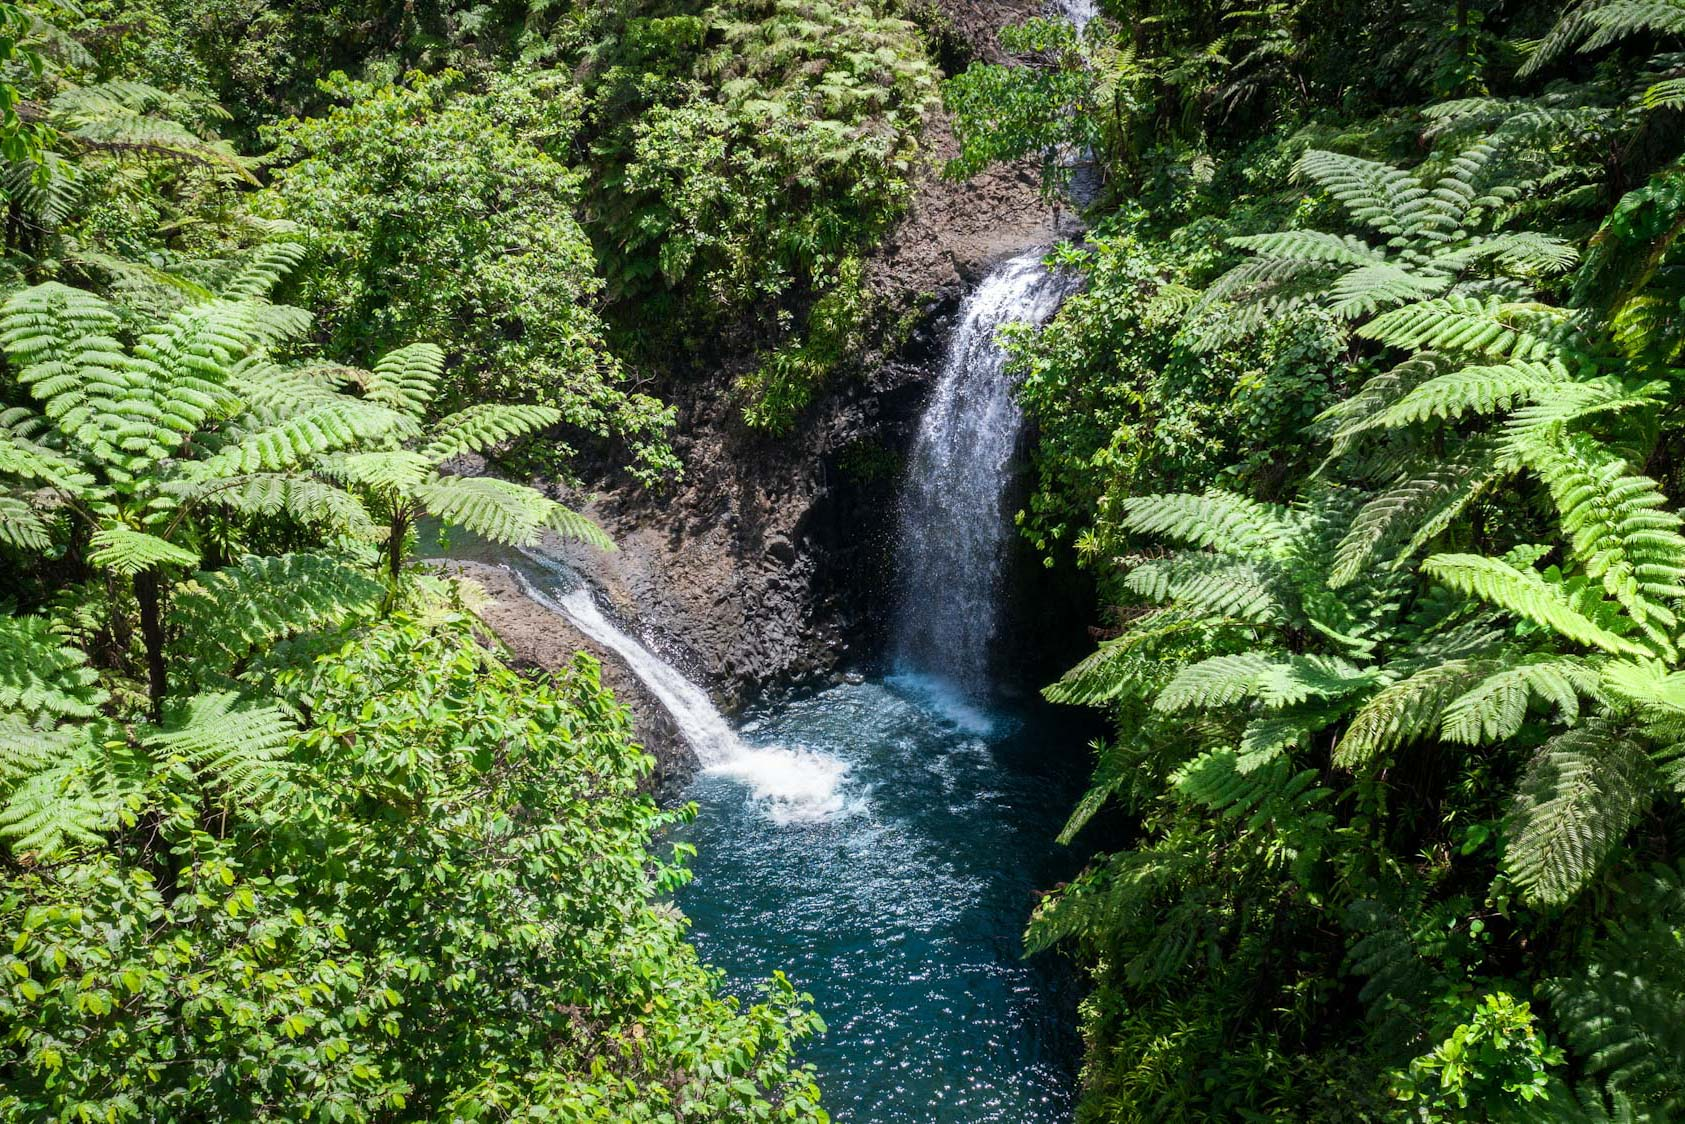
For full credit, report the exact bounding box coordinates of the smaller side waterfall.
[892,250,1074,697]
[509,550,852,823]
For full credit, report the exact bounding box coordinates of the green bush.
[0,616,829,1121]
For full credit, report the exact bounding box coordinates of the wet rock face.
[539,0,1079,709]
[547,351,937,712]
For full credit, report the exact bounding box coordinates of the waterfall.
[1056,0,1097,25]
[508,550,852,823]
[892,249,1074,698]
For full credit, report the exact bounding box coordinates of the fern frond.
[1423,554,1652,657]
[319,451,434,492]
[1225,230,1388,266]
[196,399,406,476]
[1533,436,1685,646]
[1579,0,1685,53]
[1376,359,1573,428]
[1045,611,1225,707]
[364,342,445,419]
[1440,655,1600,744]
[419,403,564,464]
[1172,749,1331,837]
[1123,554,1285,623]
[1319,352,1455,456]
[216,241,308,301]
[88,526,198,575]
[147,692,296,800]
[0,494,53,550]
[1294,149,1421,237]
[169,553,386,678]
[0,615,107,722]
[1156,652,1374,712]
[1335,660,1491,767]
[1360,296,1561,361]
[1324,263,1452,320]
[1436,231,1580,275]
[414,476,611,549]
[1119,491,1297,560]
[166,474,376,539]
[0,721,139,855]
[1506,721,1653,904]
[1547,862,1685,1114]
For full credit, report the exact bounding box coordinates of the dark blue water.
[675,675,1087,1123]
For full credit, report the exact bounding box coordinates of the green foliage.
[586,0,936,321]
[1395,992,1565,1121]
[260,70,677,482]
[0,616,830,1120]
[1004,3,1685,1112]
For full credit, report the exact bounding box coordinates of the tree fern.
[146,692,296,801]
[420,403,564,463]
[0,615,106,723]
[1335,660,1494,767]
[87,526,198,575]
[1546,862,1685,1115]
[413,476,606,549]
[1439,655,1600,744]
[362,342,446,419]
[1505,721,1653,904]
[1123,553,1286,624]
[1155,651,1375,712]
[168,553,386,683]
[1118,491,1297,560]
[1423,554,1652,657]
[1532,436,1685,649]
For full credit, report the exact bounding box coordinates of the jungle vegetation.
[942,0,1685,1118]
[0,0,932,1115]
[4,0,1685,1118]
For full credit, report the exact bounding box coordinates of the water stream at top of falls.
[892,248,1077,699]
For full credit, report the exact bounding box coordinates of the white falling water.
[1057,0,1097,26]
[892,249,1075,699]
[508,551,852,824]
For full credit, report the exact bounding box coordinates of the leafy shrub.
[0,615,829,1121]
[261,70,677,481]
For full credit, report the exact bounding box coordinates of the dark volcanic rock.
[538,0,1082,708]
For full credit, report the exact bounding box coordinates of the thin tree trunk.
[135,569,168,722]
[382,507,410,615]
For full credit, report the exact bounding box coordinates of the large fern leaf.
[1423,554,1652,657]
[1119,491,1297,560]
[1505,721,1653,905]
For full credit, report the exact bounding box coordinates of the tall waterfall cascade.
[892,249,1075,696]
[509,550,850,823]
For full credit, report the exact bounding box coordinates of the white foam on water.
[506,550,858,825]
[705,746,860,826]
